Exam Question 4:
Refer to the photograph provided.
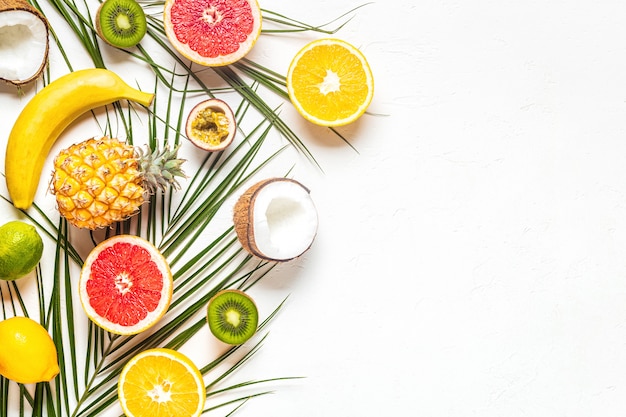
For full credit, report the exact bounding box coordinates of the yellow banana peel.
[5,68,154,209]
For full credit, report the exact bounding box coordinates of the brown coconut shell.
[233,178,312,262]
[0,0,49,86]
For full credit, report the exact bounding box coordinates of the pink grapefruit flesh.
[163,0,262,67]
[79,235,173,335]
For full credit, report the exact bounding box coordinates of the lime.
[0,220,44,280]
[0,316,59,383]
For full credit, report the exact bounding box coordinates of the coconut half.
[0,0,49,86]
[185,98,236,152]
[233,178,319,262]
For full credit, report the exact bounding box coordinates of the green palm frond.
[0,1,368,416]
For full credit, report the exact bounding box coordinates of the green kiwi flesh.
[96,0,146,48]
[207,289,258,345]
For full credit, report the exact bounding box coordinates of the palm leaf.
[0,1,368,416]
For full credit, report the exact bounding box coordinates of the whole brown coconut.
[233,178,319,262]
[0,0,49,86]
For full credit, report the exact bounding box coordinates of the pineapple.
[51,136,185,230]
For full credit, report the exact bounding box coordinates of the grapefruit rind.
[78,235,173,336]
[286,38,374,127]
[163,0,262,67]
[118,348,206,417]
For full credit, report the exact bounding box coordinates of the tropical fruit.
[233,178,318,261]
[96,0,147,48]
[286,38,374,127]
[186,98,236,151]
[207,289,258,345]
[51,136,185,230]
[163,0,262,66]
[118,348,206,417]
[5,68,154,210]
[0,220,44,280]
[0,0,49,85]
[79,235,173,335]
[0,316,60,384]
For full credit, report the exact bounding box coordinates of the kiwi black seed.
[207,289,258,345]
[96,0,147,48]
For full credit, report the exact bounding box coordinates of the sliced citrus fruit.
[286,38,374,127]
[163,0,262,67]
[79,235,173,335]
[118,348,206,417]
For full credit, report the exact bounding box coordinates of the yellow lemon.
[0,220,44,280]
[0,316,60,383]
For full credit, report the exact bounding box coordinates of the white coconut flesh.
[0,9,48,83]
[249,180,318,261]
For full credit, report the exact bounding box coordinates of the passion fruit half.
[185,98,236,152]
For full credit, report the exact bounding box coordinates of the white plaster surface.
[2,0,626,416]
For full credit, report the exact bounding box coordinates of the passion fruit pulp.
[185,98,236,152]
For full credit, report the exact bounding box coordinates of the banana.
[5,68,154,209]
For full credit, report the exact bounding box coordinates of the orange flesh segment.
[290,43,371,123]
[121,355,203,417]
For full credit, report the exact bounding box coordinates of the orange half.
[286,38,374,127]
[118,348,206,417]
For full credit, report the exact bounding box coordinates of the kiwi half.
[207,289,258,345]
[96,0,146,48]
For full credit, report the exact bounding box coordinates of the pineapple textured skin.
[51,137,145,230]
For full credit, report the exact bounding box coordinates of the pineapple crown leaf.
[137,143,187,194]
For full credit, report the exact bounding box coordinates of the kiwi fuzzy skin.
[95,0,146,48]
[206,289,258,345]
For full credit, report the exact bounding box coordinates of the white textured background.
[5,0,626,416]
[246,1,626,416]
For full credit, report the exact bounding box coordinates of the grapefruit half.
[163,0,262,67]
[79,235,173,335]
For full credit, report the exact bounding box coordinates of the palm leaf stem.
[73,258,272,417]
[0,379,7,417]
[139,19,322,167]
[159,123,279,259]
[233,60,288,100]
[9,282,27,319]
[203,392,272,414]
[0,191,83,265]
[71,335,118,417]
[260,5,370,34]
[45,0,104,68]
[50,220,73,417]
[165,95,258,226]
[61,221,80,401]
[215,66,321,169]
[168,234,240,299]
